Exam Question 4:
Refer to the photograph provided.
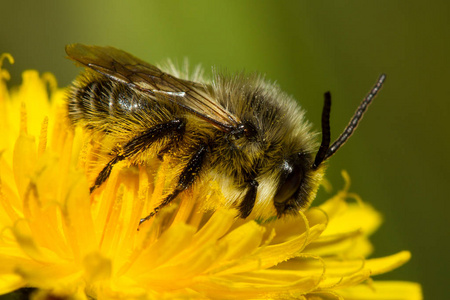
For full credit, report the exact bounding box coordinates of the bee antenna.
[312,74,386,169]
[323,74,386,162]
[312,92,332,169]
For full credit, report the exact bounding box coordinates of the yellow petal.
[365,251,411,276]
[129,222,196,276]
[10,71,52,139]
[193,271,320,299]
[63,171,96,261]
[217,221,265,262]
[325,201,382,237]
[13,132,37,200]
[0,274,25,295]
[83,251,112,282]
[338,281,422,300]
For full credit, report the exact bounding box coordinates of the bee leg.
[238,180,259,218]
[90,155,124,193]
[90,118,186,193]
[139,142,209,226]
[156,126,185,161]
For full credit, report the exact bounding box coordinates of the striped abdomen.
[68,74,169,132]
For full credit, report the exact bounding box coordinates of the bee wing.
[66,43,240,131]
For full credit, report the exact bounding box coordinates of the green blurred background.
[1,1,448,299]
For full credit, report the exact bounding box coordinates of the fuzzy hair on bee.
[66,44,385,225]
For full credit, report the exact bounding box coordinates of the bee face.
[66,44,385,224]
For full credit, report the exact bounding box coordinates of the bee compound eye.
[273,160,303,205]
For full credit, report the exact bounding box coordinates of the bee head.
[273,74,385,216]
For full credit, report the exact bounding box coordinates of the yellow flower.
[0,55,421,300]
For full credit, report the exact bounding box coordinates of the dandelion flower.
[0,55,421,299]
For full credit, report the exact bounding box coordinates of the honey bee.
[66,44,385,224]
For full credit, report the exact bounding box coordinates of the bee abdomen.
[68,80,110,123]
[69,78,154,126]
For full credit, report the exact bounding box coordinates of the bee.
[66,44,385,225]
